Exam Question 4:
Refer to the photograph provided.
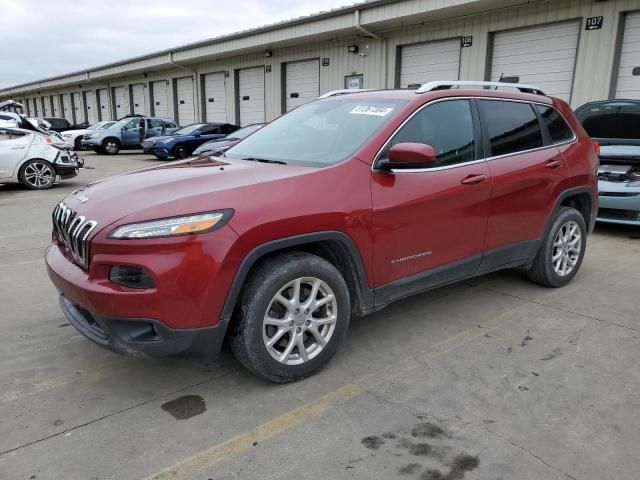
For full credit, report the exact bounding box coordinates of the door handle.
[460,174,487,185]
[545,159,562,169]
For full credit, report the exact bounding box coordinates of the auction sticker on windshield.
[349,105,394,116]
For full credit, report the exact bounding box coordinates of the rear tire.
[74,136,82,151]
[229,252,351,383]
[19,159,56,190]
[527,207,587,287]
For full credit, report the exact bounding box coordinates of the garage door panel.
[131,84,145,115]
[239,67,265,125]
[151,81,168,118]
[399,39,461,88]
[615,12,640,99]
[204,73,227,122]
[176,77,195,126]
[97,89,110,120]
[72,92,85,123]
[285,59,319,111]
[62,94,73,122]
[113,86,129,119]
[85,91,98,124]
[490,21,579,102]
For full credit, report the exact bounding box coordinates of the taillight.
[592,140,601,156]
[45,136,53,144]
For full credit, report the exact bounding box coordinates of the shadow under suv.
[46,81,598,383]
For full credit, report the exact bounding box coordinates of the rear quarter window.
[535,105,574,144]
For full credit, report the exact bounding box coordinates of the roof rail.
[416,81,546,96]
[318,88,376,99]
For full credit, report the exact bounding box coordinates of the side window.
[123,118,139,130]
[201,126,221,135]
[164,122,177,129]
[479,100,543,157]
[381,99,477,168]
[149,119,163,129]
[535,105,574,144]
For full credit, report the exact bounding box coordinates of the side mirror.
[379,142,437,170]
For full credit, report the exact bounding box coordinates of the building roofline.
[0,0,391,94]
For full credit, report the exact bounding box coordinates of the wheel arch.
[221,231,374,324]
[555,187,594,232]
[101,136,121,147]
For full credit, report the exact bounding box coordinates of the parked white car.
[62,121,116,149]
[0,127,81,190]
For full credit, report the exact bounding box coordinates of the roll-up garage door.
[151,80,169,118]
[72,92,85,123]
[615,11,640,99]
[51,95,61,117]
[285,59,320,111]
[33,98,40,117]
[113,86,129,119]
[175,77,195,126]
[41,97,50,116]
[490,21,580,102]
[62,94,73,121]
[399,39,461,89]
[97,89,110,120]
[85,91,98,124]
[238,66,265,125]
[203,73,227,122]
[131,84,145,115]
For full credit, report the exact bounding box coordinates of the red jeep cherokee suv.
[46,81,598,382]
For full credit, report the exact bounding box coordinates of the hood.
[63,156,316,233]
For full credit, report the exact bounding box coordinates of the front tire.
[19,159,56,190]
[102,138,121,155]
[173,144,190,159]
[229,252,351,383]
[527,207,587,287]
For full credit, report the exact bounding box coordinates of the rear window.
[535,106,574,144]
[479,100,543,157]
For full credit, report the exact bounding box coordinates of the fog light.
[109,266,155,289]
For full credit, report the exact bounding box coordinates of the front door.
[120,118,141,147]
[371,99,492,298]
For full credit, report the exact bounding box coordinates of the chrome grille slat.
[52,202,98,268]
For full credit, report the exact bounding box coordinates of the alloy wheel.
[105,141,118,154]
[262,277,337,366]
[24,162,54,188]
[551,220,582,276]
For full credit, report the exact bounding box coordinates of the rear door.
[371,99,492,291]
[0,132,32,178]
[478,99,571,268]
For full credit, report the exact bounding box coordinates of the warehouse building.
[2,0,640,126]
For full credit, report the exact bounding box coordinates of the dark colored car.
[575,99,640,226]
[46,81,598,383]
[192,123,264,156]
[142,122,239,159]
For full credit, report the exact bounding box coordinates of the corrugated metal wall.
[3,0,639,120]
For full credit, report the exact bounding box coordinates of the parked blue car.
[142,122,240,159]
[81,116,179,155]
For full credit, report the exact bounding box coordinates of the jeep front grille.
[52,202,98,267]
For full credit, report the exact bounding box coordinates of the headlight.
[109,210,233,239]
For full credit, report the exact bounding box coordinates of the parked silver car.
[576,100,640,226]
[0,126,80,189]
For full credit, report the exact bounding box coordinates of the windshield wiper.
[242,157,287,165]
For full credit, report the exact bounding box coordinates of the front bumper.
[143,146,170,157]
[55,165,79,179]
[59,294,226,359]
[597,186,640,226]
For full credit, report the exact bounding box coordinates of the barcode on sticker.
[350,105,394,116]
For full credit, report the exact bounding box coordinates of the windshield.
[227,99,407,166]
[576,102,640,140]
[173,123,206,135]
[89,121,115,131]
[232,124,263,139]
[109,117,139,130]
